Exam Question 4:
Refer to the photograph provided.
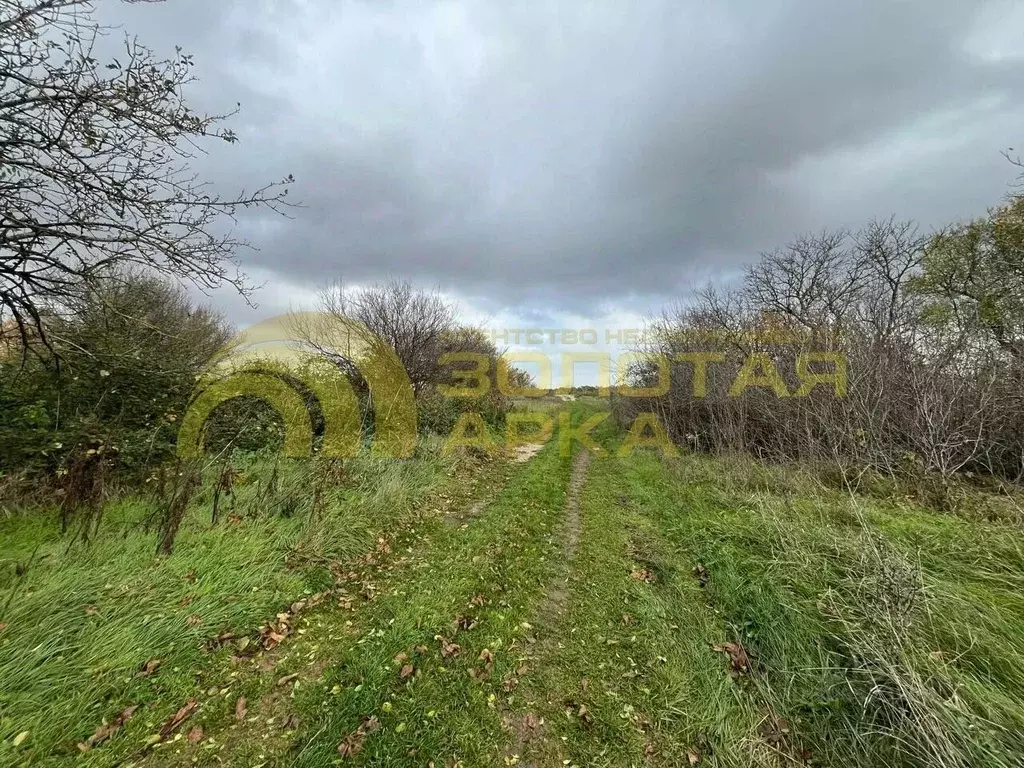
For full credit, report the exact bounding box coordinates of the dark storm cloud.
[101,0,1024,316]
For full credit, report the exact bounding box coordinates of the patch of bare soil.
[512,443,546,463]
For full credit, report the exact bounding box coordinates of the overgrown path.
[142,439,582,767]
[15,415,1024,768]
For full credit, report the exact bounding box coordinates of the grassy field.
[2,405,1024,766]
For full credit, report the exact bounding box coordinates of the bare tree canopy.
[0,0,293,351]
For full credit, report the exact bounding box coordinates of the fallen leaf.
[337,739,361,759]
[400,664,415,679]
[186,615,203,627]
[136,659,162,678]
[277,673,299,687]
[524,713,539,729]
[84,606,100,617]
[687,748,700,765]
[693,564,710,587]
[234,696,248,721]
[578,704,594,726]
[337,715,380,759]
[437,636,461,658]
[280,715,300,730]
[79,705,140,750]
[187,725,204,745]
[158,699,199,740]
[13,731,29,747]
[205,631,237,651]
[712,641,752,675]
[758,714,791,745]
[393,652,409,665]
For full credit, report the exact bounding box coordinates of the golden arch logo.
[177,312,417,459]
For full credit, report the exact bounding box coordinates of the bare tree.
[0,0,293,352]
[311,280,458,396]
[623,217,1024,483]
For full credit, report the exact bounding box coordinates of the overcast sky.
[100,0,1024,349]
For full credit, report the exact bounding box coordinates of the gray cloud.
[100,0,1024,320]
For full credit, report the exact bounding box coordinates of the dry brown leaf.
[400,664,415,679]
[693,564,710,587]
[136,658,162,678]
[687,749,700,765]
[758,714,791,745]
[337,739,361,759]
[205,631,238,652]
[84,605,99,617]
[234,696,248,721]
[337,716,380,759]
[712,641,752,675]
[577,704,594,726]
[437,636,461,658]
[185,615,203,627]
[158,699,199,740]
[186,725,204,745]
[524,713,539,729]
[394,652,409,665]
[277,673,299,687]
[79,705,139,750]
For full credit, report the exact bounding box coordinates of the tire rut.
[505,447,592,764]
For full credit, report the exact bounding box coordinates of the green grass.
[4,405,1024,767]
[0,437,481,767]
[133,429,576,768]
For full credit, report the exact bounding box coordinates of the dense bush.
[0,272,230,479]
[619,207,1024,484]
